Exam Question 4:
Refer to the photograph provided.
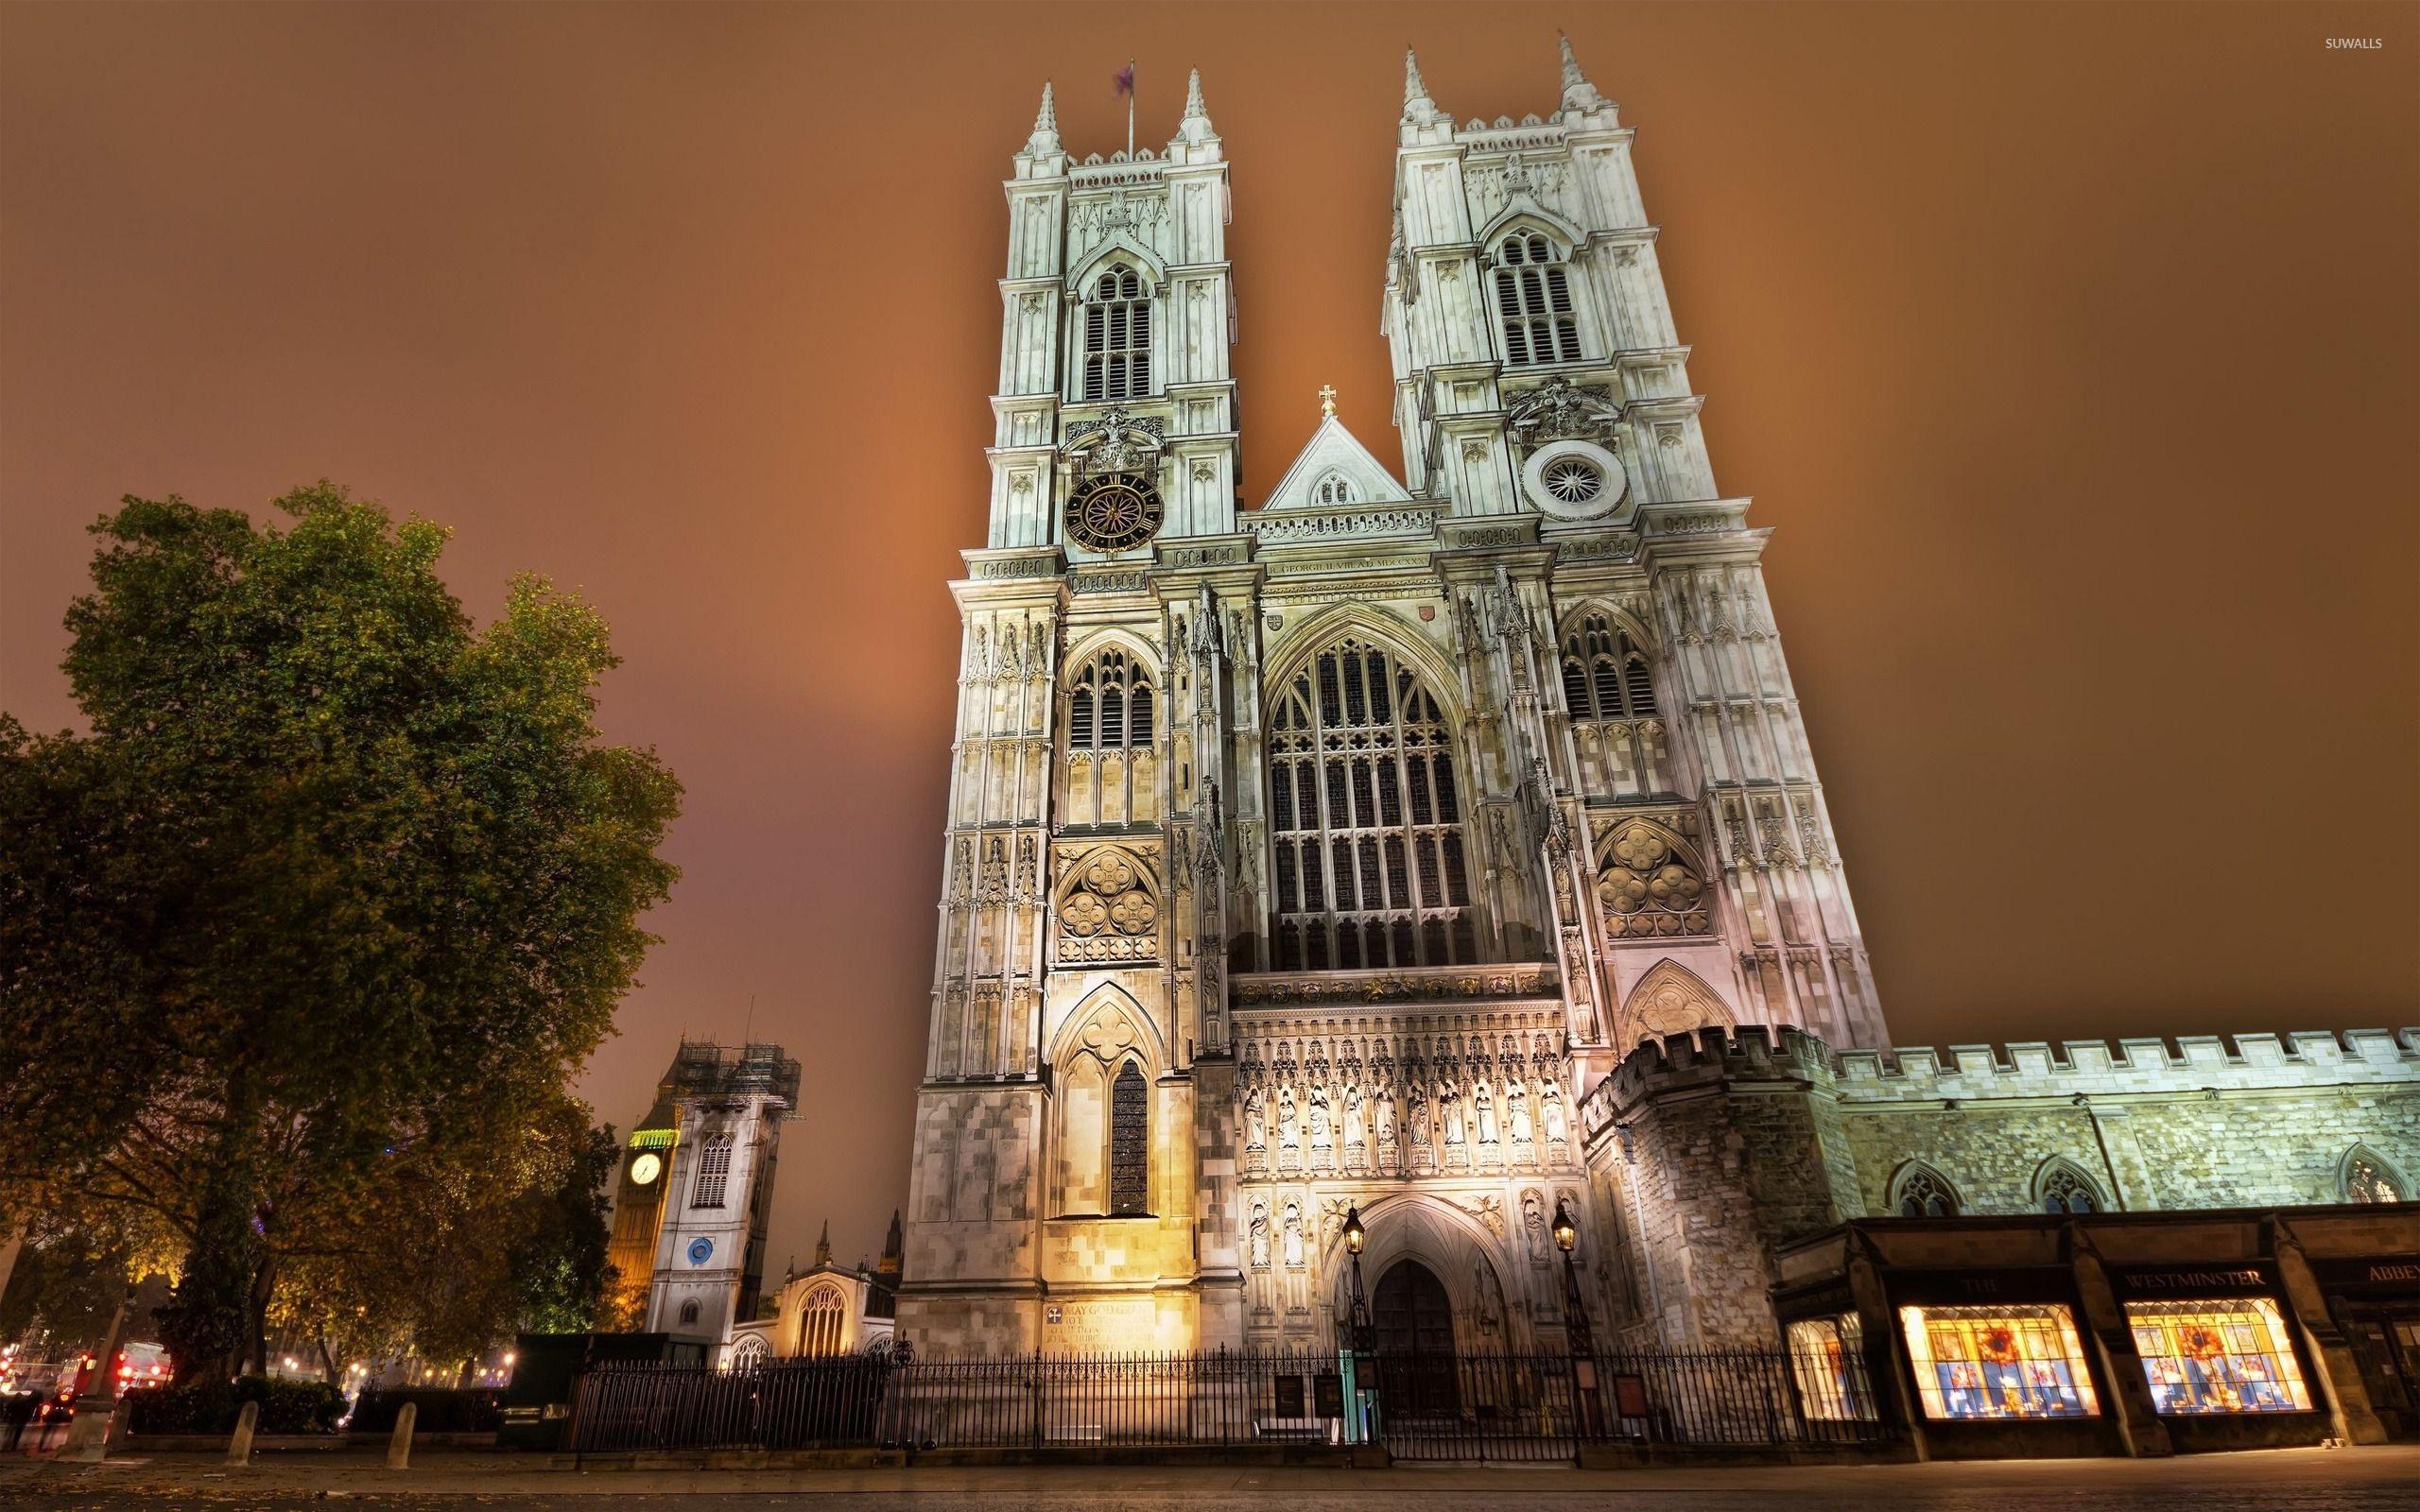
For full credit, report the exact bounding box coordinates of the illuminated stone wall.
[1581,1025,2420,1349]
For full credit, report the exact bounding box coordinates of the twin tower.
[899,39,1885,1357]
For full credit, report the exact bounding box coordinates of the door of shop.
[2339,1302,2420,1441]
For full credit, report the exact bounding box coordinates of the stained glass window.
[2039,1163,2102,1214]
[2345,1153,2405,1205]
[1110,1060,1150,1215]
[1786,1314,1878,1421]
[1898,1304,2100,1420]
[2127,1298,2312,1415]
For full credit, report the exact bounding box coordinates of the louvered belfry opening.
[1493,234,1581,367]
[1109,1060,1150,1215]
[1559,615,1659,721]
[1267,639,1475,971]
[1082,267,1152,402]
[1069,650,1152,751]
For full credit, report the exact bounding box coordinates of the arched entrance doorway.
[1373,1259,1458,1417]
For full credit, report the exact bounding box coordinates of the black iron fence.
[563,1344,1893,1462]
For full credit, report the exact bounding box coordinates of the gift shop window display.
[1786,1315,1880,1421]
[1899,1304,2102,1420]
[2126,1298,2314,1415]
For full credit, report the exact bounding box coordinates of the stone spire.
[813,1218,831,1269]
[1402,46,1445,131]
[1558,32,1608,113]
[1026,80,1061,156]
[1174,65,1217,147]
[877,1209,904,1280]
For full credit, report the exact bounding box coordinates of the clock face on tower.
[1065,473,1164,553]
[628,1152,662,1186]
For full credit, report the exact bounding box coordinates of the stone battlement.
[1583,1024,2420,1134]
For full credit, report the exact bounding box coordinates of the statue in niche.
[1440,1080,1465,1145]
[1473,1079,1497,1144]
[1472,1259,1505,1336]
[1374,1085,1395,1145]
[1249,1200,1270,1268]
[1408,1082,1430,1144]
[1243,1085,1267,1152]
[1343,1083,1365,1147]
[1278,1085,1299,1150]
[1541,1081,1567,1143]
[1506,1079,1531,1143]
[1308,1085,1332,1151]
[1283,1199,1305,1268]
[1522,1191,1549,1265]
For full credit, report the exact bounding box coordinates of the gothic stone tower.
[644,1041,802,1340]
[901,42,1885,1358]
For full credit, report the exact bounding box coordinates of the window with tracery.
[1268,638,1473,971]
[1067,650,1154,751]
[800,1286,847,1356]
[1596,820,1711,938]
[2345,1150,2406,1204]
[1082,266,1151,402]
[690,1133,734,1209]
[1110,1060,1150,1215]
[1893,1165,1958,1218]
[1493,233,1582,368]
[1561,615,1658,720]
[2039,1163,2102,1214]
[1314,472,1355,506]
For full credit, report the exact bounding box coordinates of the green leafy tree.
[0,485,679,1383]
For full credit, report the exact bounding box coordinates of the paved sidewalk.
[3,1445,2418,1509]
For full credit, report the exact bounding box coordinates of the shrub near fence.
[349,1386,504,1435]
[122,1376,347,1435]
[562,1346,1893,1462]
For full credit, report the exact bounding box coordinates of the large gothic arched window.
[1082,266,1151,402]
[1268,638,1474,971]
[1493,234,1582,368]
[799,1285,847,1356]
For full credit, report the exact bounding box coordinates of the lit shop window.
[1786,1315,1879,1420]
[1898,1304,2101,1420]
[2126,1298,2313,1415]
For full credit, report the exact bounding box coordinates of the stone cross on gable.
[1318,385,1337,418]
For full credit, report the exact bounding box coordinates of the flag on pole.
[1115,60,1135,158]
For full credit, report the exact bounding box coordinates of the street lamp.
[1341,1205,1373,1352]
[1552,1197,1599,1439]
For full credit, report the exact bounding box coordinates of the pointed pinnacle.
[1184,66,1206,120]
[1035,80,1058,134]
[1558,32,1607,111]
[1404,46,1431,107]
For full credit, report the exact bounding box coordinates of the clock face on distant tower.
[628,1152,662,1186]
[1065,473,1164,553]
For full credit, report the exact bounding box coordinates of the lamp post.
[1340,1205,1377,1447]
[1553,1197,1599,1440]
[1342,1205,1373,1351]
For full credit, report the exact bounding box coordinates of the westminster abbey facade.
[898,41,1884,1357]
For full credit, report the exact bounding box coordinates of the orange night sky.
[3,3,2413,1279]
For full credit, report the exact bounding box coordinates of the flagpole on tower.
[1126,57,1135,160]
